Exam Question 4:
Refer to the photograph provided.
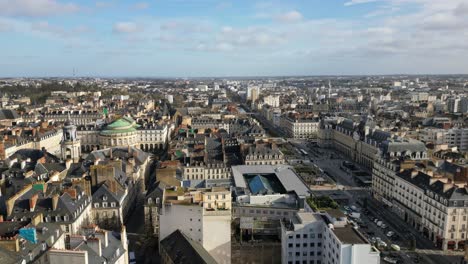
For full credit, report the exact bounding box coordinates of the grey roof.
[381,138,427,153]
[160,230,217,264]
[0,109,20,120]
[396,170,468,201]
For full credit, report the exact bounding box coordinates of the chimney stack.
[411,170,418,178]
[52,194,60,211]
[443,183,454,193]
[65,159,72,170]
[29,193,38,212]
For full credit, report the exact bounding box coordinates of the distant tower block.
[61,116,81,162]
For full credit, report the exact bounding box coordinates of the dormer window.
[94,203,100,208]
[103,195,108,201]
[111,202,116,207]
[103,202,108,208]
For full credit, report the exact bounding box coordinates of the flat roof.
[232,165,310,197]
[297,212,321,224]
[333,226,367,244]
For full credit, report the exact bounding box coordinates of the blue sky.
[1,0,468,77]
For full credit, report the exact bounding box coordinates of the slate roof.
[0,109,20,120]
[396,170,468,202]
[160,230,217,264]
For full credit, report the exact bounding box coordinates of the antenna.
[328,80,331,98]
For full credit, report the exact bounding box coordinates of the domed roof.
[100,116,139,135]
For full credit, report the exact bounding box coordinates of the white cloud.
[274,11,303,23]
[344,0,379,6]
[133,2,150,10]
[113,22,141,34]
[0,0,79,17]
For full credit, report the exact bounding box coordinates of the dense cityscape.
[1,0,468,263]
[0,76,465,264]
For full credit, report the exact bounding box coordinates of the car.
[383,257,398,264]
[390,244,400,251]
[378,241,387,248]
[344,206,351,211]
[377,221,383,227]
[374,219,379,223]
[381,224,387,229]
[386,231,395,237]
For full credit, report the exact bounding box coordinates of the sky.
[1,0,468,77]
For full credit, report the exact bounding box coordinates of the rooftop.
[332,225,367,245]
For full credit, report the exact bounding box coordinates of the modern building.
[231,165,310,221]
[281,210,380,264]
[159,187,232,264]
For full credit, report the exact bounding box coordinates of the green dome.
[100,116,139,135]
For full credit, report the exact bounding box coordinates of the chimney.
[52,194,60,211]
[29,193,38,212]
[20,160,27,170]
[95,230,108,248]
[411,170,418,178]
[63,188,77,199]
[87,237,102,257]
[108,180,117,194]
[94,158,101,166]
[429,178,439,185]
[443,183,453,193]
[65,159,72,170]
[121,225,128,251]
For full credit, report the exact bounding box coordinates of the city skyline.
[1,0,468,77]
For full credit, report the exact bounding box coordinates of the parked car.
[390,244,400,251]
[381,223,387,229]
[386,231,395,237]
[383,257,399,264]
[377,221,383,227]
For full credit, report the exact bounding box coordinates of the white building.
[281,211,380,264]
[264,95,280,108]
[419,128,468,152]
[280,116,320,139]
[159,187,232,264]
[77,116,170,153]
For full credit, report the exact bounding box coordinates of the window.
[289,243,293,248]
[310,243,315,247]
[318,234,322,238]
[303,234,308,238]
[94,203,100,208]
[111,202,116,207]
[102,202,108,208]
[296,244,300,247]
[296,234,300,238]
[295,252,300,256]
